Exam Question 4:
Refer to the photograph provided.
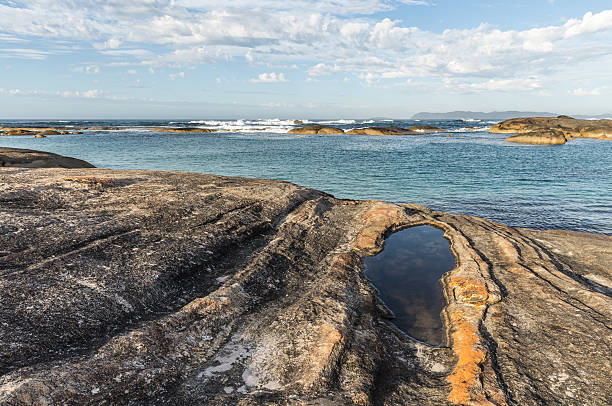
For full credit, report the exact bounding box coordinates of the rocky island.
[0,149,610,405]
[346,126,443,136]
[288,125,345,134]
[490,116,612,144]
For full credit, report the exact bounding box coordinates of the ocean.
[1,118,610,234]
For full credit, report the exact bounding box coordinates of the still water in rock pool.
[363,226,455,346]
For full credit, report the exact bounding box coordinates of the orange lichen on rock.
[447,309,490,405]
[63,176,118,186]
[354,203,409,255]
[449,278,489,307]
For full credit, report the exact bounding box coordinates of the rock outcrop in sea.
[346,127,417,135]
[505,130,568,145]
[0,153,610,405]
[490,116,612,144]
[0,147,95,168]
[1,127,83,136]
[288,125,344,134]
[346,126,443,135]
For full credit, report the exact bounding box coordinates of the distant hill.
[412,111,557,120]
[574,114,612,119]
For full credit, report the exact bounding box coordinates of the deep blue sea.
[1,118,610,234]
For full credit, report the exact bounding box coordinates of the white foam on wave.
[449,127,489,133]
[181,118,310,133]
[461,118,482,122]
[314,119,356,125]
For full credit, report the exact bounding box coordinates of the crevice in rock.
[517,231,612,299]
[444,221,509,299]
[479,309,516,406]
[0,193,321,378]
[520,264,611,330]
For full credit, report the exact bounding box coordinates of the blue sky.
[0,0,611,119]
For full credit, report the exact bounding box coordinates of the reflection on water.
[363,226,455,345]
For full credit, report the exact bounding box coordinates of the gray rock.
[0,147,95,168]
[0,165,609,405]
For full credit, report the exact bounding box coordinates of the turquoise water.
[1,119,610,234]
[364,226,455,345]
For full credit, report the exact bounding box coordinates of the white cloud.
[72,65,100,74]
[169,71,185,80]
[0,48,53,59]
[569,87,603,96]
[260,102,282,108]
[307,63,342,76]
[0,87,106,99]
[0,2,611,96]
[249,72,288,83]
[127,69,137,75]
[444,77,543,94]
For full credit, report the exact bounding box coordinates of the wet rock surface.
[0,166,610,405]
[0,147,95,168]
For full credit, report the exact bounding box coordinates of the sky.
[0,0,611,119]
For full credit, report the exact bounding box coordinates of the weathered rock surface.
[1,129,37,136]
[490,116,612,142]
[505,130,567,145]
[1,128,83,136]
[37,130,61,136]
[346,127,419,136]
[288,125,344,134]
[0,166,610,405]
[154,128,217,133]
[0,147,95,168]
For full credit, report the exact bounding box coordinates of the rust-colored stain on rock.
[447,309,489,405]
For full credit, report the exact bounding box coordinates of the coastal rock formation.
[288,125,344,134]
[1,129,36,136]
[0,163,610,405]
[154,127,217,133]
[346,127,419,135]
[490,116,612,141]
[1,128,81,136]
[505,130,567,145]
[38,130,61,135]
[0,147,95,168]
